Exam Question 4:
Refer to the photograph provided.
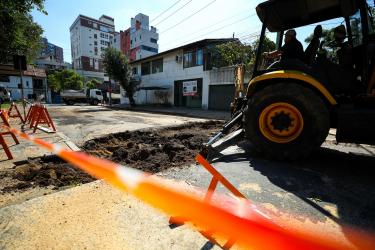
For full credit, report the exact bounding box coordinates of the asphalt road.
[47,104,209,145]
[162,140,375,246]
[50,104,375,233]
[4,104,373,248]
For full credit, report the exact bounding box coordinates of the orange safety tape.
[2,124,375,250]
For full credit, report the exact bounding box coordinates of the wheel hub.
[270,111,294,132]
[259,102,304,144]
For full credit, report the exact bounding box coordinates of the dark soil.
[1,121,223,194]
[82,120,223,173]
[1,155,95,193]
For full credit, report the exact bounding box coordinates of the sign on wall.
[183,80,198,96]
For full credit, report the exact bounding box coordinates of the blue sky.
[31,0,343,63]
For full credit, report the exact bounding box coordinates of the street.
[1,105,375,249]
[48,105,211,145]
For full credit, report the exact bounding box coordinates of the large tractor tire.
[244,82,330,160]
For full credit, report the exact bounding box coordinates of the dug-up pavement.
[2,105,375,249]
[0,105,223,249]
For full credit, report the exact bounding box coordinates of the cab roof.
[256,0,359,32]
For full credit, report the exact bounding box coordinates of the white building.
[121,39,248,110]
[70,14,117,81]
[0,64,48,101]
[120,13,159,61]
[113,32,121,51]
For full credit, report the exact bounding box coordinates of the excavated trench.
[0,121,224,196]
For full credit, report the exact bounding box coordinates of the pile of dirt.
[83,121,223,173]
[1,155,95,193]
[1,121,223,194]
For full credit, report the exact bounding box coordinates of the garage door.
[208,84,235,111]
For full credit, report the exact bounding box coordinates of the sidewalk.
[111,104,231,121]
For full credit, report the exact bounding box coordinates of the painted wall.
[121,50,212,109]
[0,76,33,100]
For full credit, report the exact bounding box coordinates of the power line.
[160,0,217,34]
[160,9,253,46]
[154,0,193,26]
[151,0,184,22]
[167,13,255,49]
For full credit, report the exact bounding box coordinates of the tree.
[0,0,46,63]
[210,41,253,68]
[102,47,137,106]
[305,28,337,59]
[47,70,84,91]
[86,79,101,89]
[251,36,276,61]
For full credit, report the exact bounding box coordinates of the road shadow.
[213,142,375,247]
[75,108,113,113]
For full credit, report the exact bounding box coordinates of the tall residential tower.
[120,13,159,61]
[70,14,117,81]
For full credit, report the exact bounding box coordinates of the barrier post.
[0,110,19,145]
[8,102,25,123]
[0,133,12,160]
[25,104,35,124]
[169,154,246,249]
[31,105,56,133]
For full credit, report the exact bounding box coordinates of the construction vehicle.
[205,0,375,160]
[61,88,103,105]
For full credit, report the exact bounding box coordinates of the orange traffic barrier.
[8,102,25,123]
[170,154,247,248]
[2,124,375,250]
[25,104,36,124]
[29,105,56,133]
[0,110,20,160]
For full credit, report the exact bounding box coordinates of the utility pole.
[108,78,112,107]
[14,55,27,118]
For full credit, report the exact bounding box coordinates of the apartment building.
[70,14,116,81]
[35,38,67,71]
[39,38,64,63]
[120,13,159,61]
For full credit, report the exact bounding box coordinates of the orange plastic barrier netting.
[3,125,375,250]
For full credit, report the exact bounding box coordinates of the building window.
[94,34,97,39]
[141,45,158,53]
[196,48,203,66]
[132,67,138,75]
[94,41,97,45]
[152,58,163,74]
[0,75,10,82]
[150,38,157,43]
[141,62,151,75]
[93,23,98,29]
[183,48,203,68]
[114,39,116,42]
[183,50,195,68]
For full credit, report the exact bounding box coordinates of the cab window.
[367,0,375,34]
[96,91,102,96]
[349,10,363,47]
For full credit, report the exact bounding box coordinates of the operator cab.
[253,0,375,98]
